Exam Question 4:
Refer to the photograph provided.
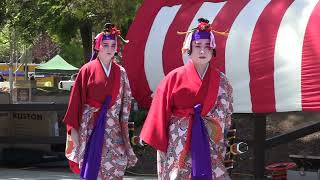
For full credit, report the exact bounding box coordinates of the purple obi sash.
[80,96,112,180]
[191,104,213,180]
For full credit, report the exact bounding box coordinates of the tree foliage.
[0,25,10,62]
[0,1,6,28]
[0,0,142,65]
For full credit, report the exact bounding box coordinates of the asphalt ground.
[0,160,157,180]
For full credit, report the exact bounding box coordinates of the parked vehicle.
[58,73,77,91]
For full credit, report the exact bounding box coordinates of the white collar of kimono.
[198,63,209,80]
[101,60,112,77]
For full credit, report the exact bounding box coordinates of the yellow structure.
[0,63,54,87]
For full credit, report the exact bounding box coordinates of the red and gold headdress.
[178,18,229,54]
[90,23,129,61]
[94,23,129,52]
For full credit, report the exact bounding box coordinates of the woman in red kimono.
[140,18,233,180]
[63,23,137,180]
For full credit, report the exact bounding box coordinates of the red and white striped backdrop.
[122,0,320,113]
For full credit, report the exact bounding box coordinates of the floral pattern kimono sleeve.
[119,69,138,167]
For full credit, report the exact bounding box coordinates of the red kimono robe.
[63,59,137,179]
[140,60,233,180]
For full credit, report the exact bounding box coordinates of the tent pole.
[253,113,267,179]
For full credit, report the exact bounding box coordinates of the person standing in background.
[63,23,137,180]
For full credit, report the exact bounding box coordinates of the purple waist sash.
[191,104,213,180]
[80,96,112,180]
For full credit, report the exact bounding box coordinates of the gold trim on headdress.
[117,35,129,44]
[177,29,229,37]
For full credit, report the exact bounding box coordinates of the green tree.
[0,25,10,62]
[1,0,142,65]
[0,1,6,28]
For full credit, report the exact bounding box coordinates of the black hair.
[103,23,115,33]
[198,18,209,24]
